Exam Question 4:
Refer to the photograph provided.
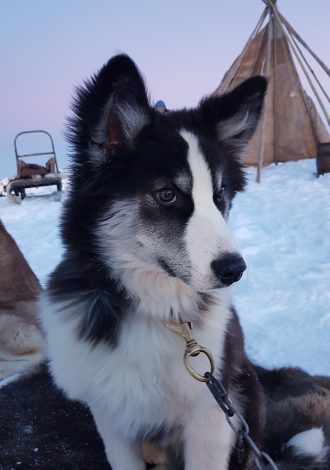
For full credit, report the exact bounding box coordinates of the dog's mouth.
[198,286,223,294]
[158,258,234,292]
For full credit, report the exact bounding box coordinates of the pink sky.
[1,0,329,178]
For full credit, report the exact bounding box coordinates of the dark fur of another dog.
[256,365,330,469]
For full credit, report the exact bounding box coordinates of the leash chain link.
[204,372,278,470]
[164,320,278,470]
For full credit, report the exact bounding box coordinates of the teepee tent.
[214,0,330,181]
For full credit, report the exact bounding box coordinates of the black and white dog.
[0,54,329,470]
[39,54,267,469]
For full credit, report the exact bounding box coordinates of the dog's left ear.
[94,55,151,161]
[101,73,150,157]
[200,77,267,155]
[71,54,151,167]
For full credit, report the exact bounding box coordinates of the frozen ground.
[0,159,329,375]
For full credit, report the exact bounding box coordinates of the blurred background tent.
[214,0,330,181]
[0,220,44,380]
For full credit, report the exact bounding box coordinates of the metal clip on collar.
[164,320,215,382]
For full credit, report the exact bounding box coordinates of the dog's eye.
[155,188,177,205]
[214,187,225,203]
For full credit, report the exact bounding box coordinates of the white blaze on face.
[181,130,237,289]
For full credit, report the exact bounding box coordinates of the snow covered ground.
[0,159,329,375]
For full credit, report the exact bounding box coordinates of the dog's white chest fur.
[41,291,232,442]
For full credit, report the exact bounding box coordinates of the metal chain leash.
[204,372,278,470]
[164,320,278,470]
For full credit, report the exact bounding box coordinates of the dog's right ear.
[69,54,150,167]
[199,76,267,157]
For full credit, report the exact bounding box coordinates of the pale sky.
[1,0,329,178]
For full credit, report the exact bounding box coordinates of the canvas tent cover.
[214,12,329,167]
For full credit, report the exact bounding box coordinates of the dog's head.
[64,55,266,304]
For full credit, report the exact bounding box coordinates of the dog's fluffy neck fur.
[105,249,223,324]
[51,250,226,338]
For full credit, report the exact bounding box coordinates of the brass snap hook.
[184,346,215,382]
[164,319,215,382]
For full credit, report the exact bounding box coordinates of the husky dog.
[40,54,267,469]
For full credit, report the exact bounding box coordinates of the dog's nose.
[211,254,247,286]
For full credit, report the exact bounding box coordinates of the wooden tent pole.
[290,47,330,127]
[278,13,330,78]
[262,0,330,76]
[288,32,330,105]
[268,2,330,128]
[264,0,330,127]
[232,6,268,71]
[250,6,269,38]
[267,4,319,142]
[220,7,268,91]
[271,13,279,165]
[256,17,273,182]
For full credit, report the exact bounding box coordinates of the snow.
[0,159,329,376]
[0,190,64,284]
